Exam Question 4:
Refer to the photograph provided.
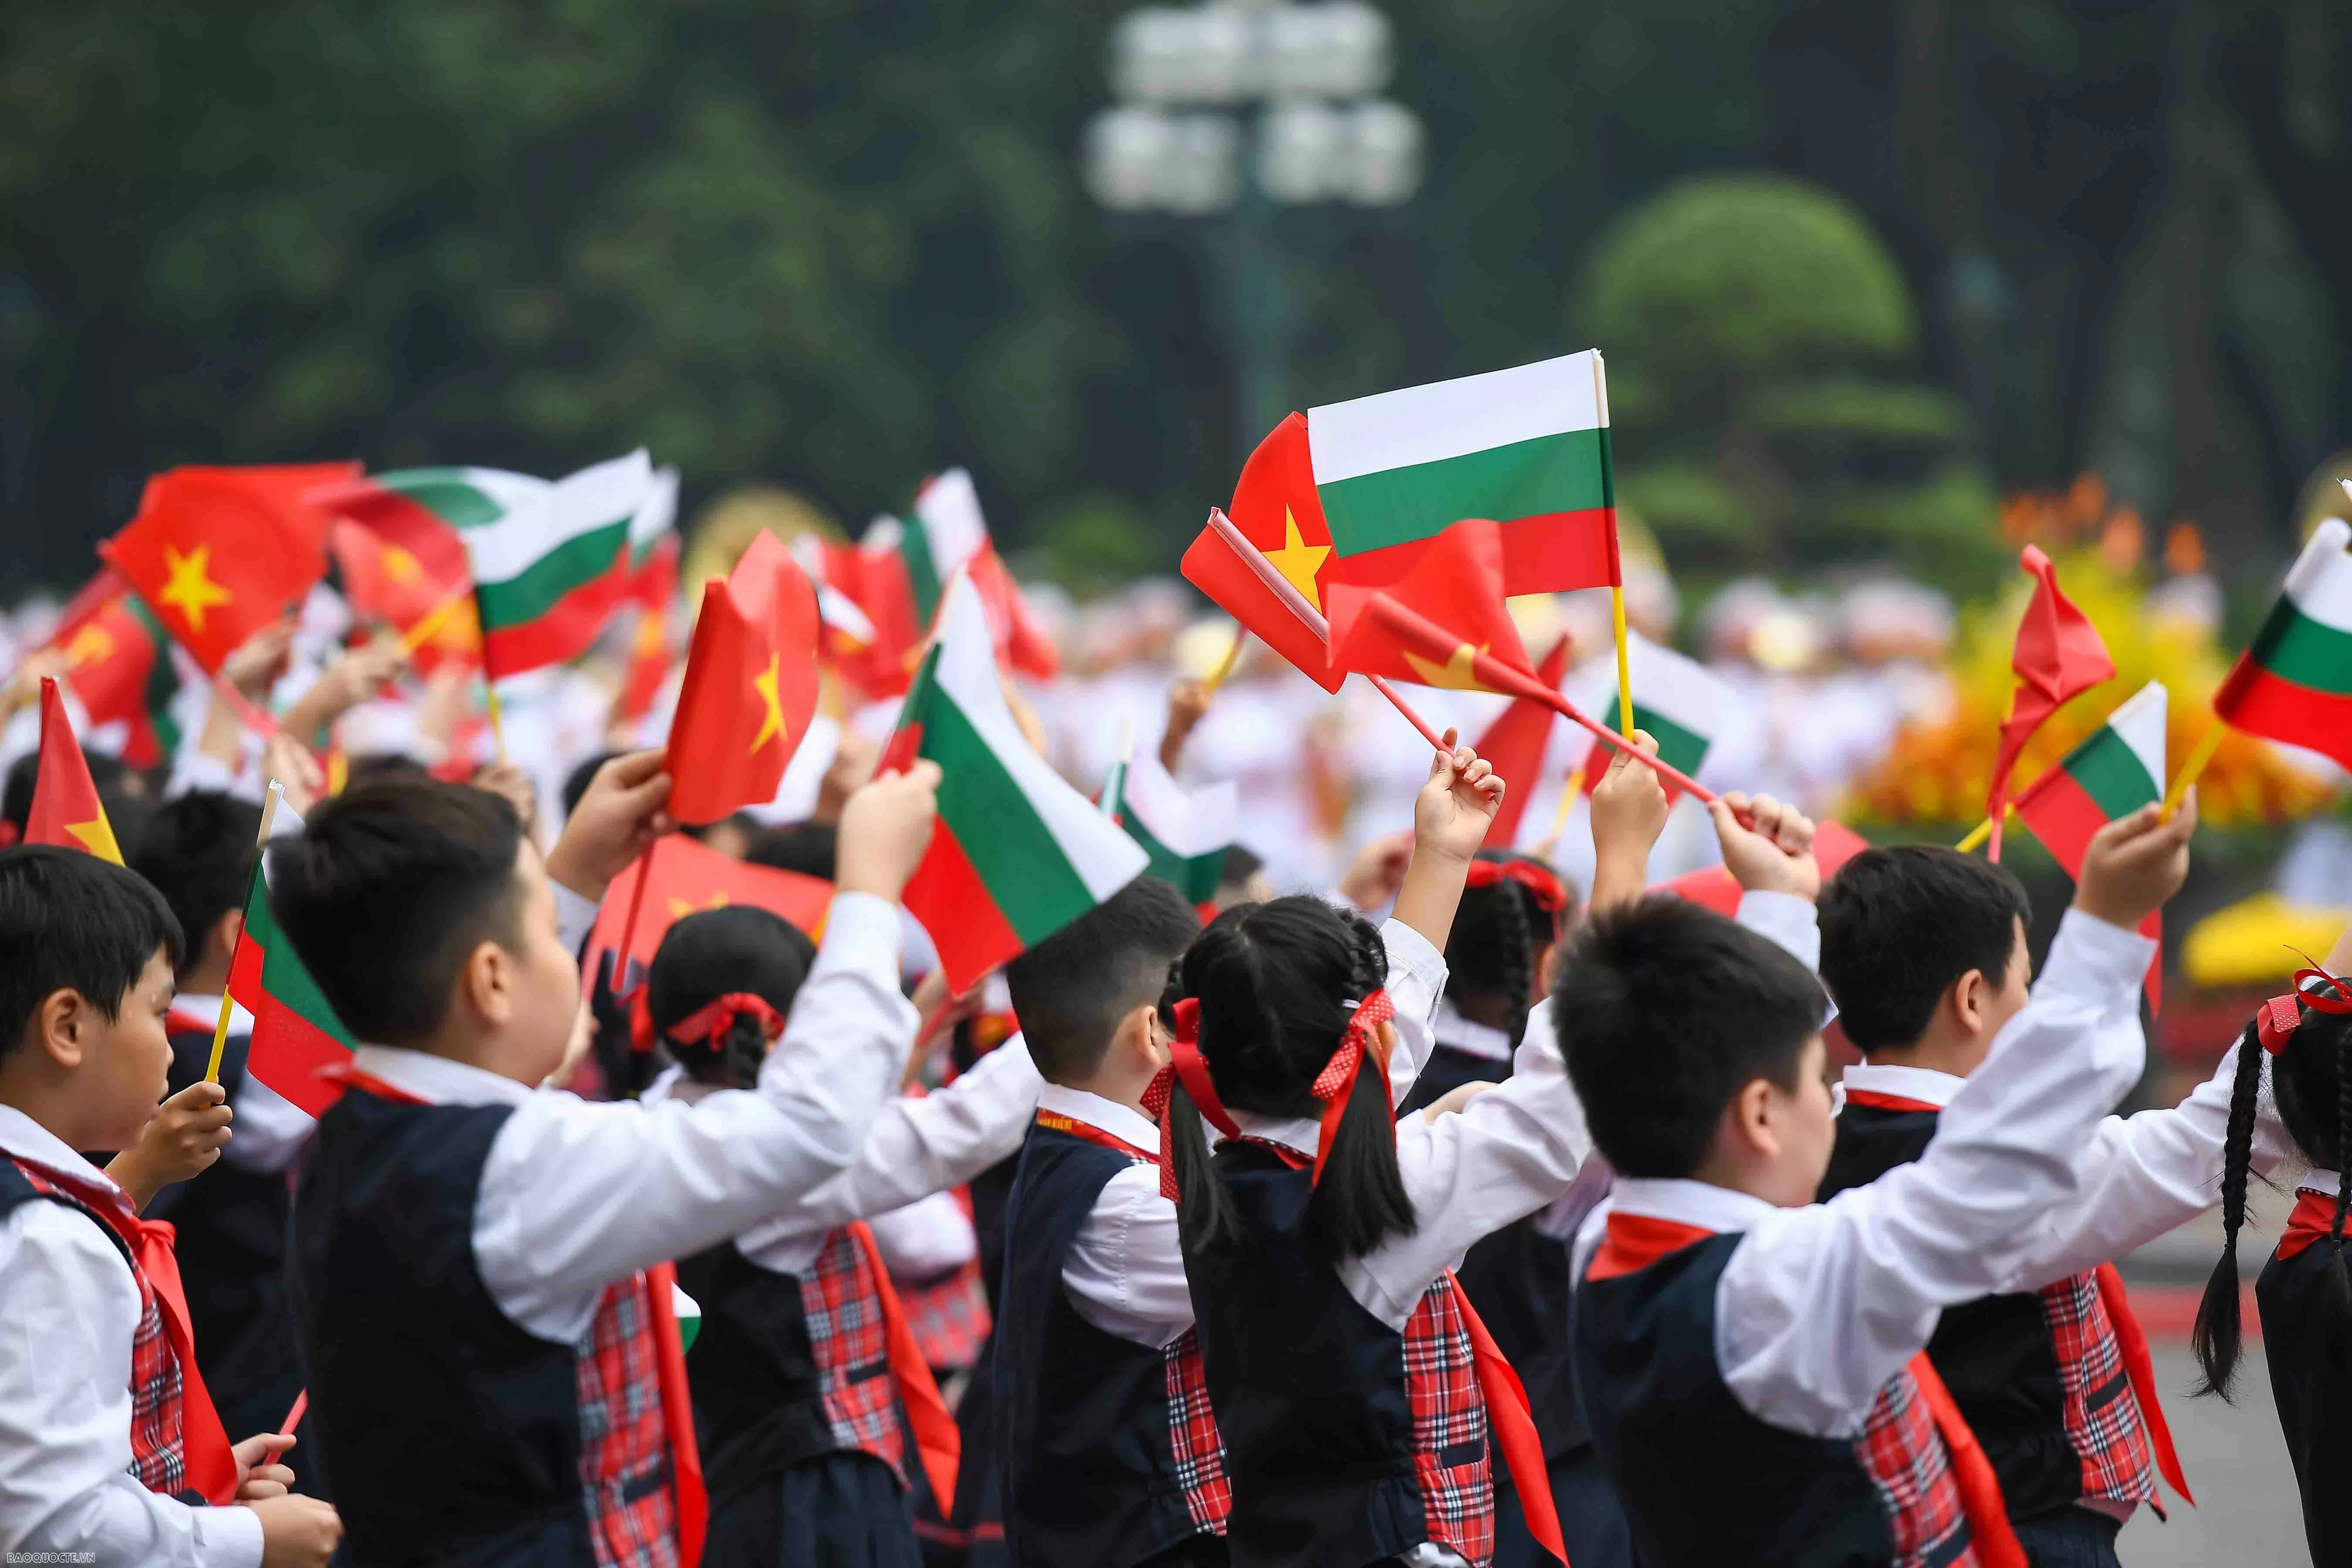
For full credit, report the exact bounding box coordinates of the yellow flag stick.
[206,782,283,1083]
[2164,720,2225,816]
[1610,584,1636,738]
[1953,810,2006,854]
[1202,623,1248,696]
[401,589,468,655]
[1544,763,1588,845]
[484,682,509,767]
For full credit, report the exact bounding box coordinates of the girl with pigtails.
[2192,935,2352,1564]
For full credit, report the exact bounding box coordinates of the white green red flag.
[460,450,656,677]
[2215,514,2352,772]
[881,575,1147,992]
[231,804,362,1115]
[2015,680,2168,1004]
[1576,630,1732,798]
[855,469,1058,686]
[1100,749,1236,911]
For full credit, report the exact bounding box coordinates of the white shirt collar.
[349,1044,538,1109]
[2301,1167,2345,1197]
[1433,999,1515,1064]
[1227,1108,1320,1156]
[1036,1083,1161,1154]
[173,992,253,1034]
[0,1104,120,1193]
[1837,1062,1965,1111]
[1605,1175,1781,1235]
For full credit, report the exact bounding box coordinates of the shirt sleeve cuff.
[2035,907,2158,1003]
[819,891,904,973]
[1380,917,1448,1000]
[1734,890,1820,971]
[197,1500,268,1568]
[552,879,602,956]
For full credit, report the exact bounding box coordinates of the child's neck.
[1859,1037,1975,1080]
[403,1025,551,1090]
[0,1070,104,1160]
[1060,1061,1155,1121]
[1685,1153,1818,1210]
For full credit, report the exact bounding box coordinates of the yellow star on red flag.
[749,653,787,755]
[158,543,234,633]
[1264,508,1332,612]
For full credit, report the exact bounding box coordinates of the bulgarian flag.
[1100,748,1237,912]
[881,574,1148,993]
[1237,350,1620,598]
[462,450,656,678]
[2014,681,2168,1004]
[230,803,361,1116]
[2215,514,2352,772]
[1577,630,1733,801]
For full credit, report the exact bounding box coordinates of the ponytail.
[2327,1030,2352,1369]
[646,906,816,1092]
[2192,1022,2267,1398]
[1305,1035,1416,1264]
[1165,1075,1241,1254]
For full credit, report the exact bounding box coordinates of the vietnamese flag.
[328,519,478,670]
[1985,545,2114,861]
[1472,634,1571,847]
[1658,820,1873,916]
[102,465,350,671]
[230,804,362,1116]
[26,678,123,862]
[51,592,174,768]
[586,832,835,995]
[1180,507,1346,694]
[1325,517,1533,691]
[665,530,822,826]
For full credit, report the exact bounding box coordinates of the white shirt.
[1575,907,2155,1440]
[867,1190,979,1282]
[173,994,316,1175]
[0,1108,265,1567]
[646,1034,1043,1275]
[345,888,914,1344]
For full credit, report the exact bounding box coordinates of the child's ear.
[1117,1003,1166,1071]
[1946,967,1988,1035]
[459,940,515,1029]
[30,988,91,1068]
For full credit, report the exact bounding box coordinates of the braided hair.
[646,905,818,1091]
[1442,852,1560,1048]
[1159,895,1414,1265]
[2190,1021,2267,1398]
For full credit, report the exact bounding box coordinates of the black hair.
[646,905,817,1089]
[1159,895,1411,1265]
[2195,993,2352,1398]
[1818,846,2032,1053]
[1443,853,1557,1048]
[744,822,838,881]
[6,747,150,847]
[1217,844,1263,891]
[0,844,184,1061]
[1553,894,1827,1178]
[129,791,262,977]
[1004,877,1200,1084]
[561,752,622,822]
[342,753,430,790]
[268,778,527,1045]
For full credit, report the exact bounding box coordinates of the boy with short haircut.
[1815,840,2291,1564]
[1560,800,2195,1567]
[277,750,941,1567]
[0,844,340,1567]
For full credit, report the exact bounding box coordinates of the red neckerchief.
[640,1260,708,1565]
[844,1221,960,1510]
[1842,1088,1943,1114]
[1585,1207,2025,1568]
[1033,1107,1155,1163]
[313,1059,432,1105]
[2278,1186,2348,1262]
[165,1007,218,1038]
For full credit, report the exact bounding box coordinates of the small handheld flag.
[2014,681,2168,1004]
[2213,514,2352,772]
[228,796,364,1113]
[25,678,123,864]
[664,530,822,827]
[1985,546,2114,862]
[103,465,350,672]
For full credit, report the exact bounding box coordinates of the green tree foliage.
[1578,173,2000,588]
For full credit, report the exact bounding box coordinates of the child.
[992,873,1217,1568]
[1815,841,2282,1564]
[0,843,341,1566]
[2189,931,2352,1563]
[1561,799,2194,1567]
[644,904,1044,1568]
[276,752,940,1567]
[130,789,319,1465]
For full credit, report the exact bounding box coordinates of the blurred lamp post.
[1083,1,1423,455]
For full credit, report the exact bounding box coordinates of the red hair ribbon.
[662,991,784,1049]
[2258,957,2352,1054]
[629,986,656,1054]
[1142,997,1239,1201]
[1464,856,1567,915]
[1308,990,1396,1186]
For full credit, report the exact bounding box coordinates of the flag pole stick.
[2164,720,2225,816]
[472,583,508,766]
[612,837,660,1003]
[207,782,283,1084]
[1544,764,1587,844]
[279,1389,307,1438]
[1610,585,1636,738]
[1365,676,1449,752]
[1954,812,2005,854]
[401,589,468,655]
[1202,623,1247,696]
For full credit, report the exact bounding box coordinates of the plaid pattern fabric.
[1853,1367,1977,1568]
[574,1275,680,1568]
[897,1255,992,1374]
[1161,1327,1232,1531]
[8,1160,188,1497]
[802,1227,909,1482]
[1403,1276,1496,1565]
[2038,1270,2158,1507]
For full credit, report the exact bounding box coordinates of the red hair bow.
[2258,959,2352,1054]
[1142,997,1239,1201]
[1465,856,1569,939]
[662,992,784,1050]
[1308,990,1396,1186]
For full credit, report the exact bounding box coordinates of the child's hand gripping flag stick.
[207,781,284,1083]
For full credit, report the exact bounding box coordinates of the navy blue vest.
[1181,1140,1430,1568]
[1820,1101,2085,1522]
[1572,1230,1900,1566]
[673,1238,835,1503]
[993,1122,1212,1568]
[2259,1240,2352,1563]
[291,1088,598,1566]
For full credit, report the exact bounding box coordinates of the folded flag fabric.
[103,464,351,672]
[882,575,1148,993]
[26,677,123,863]
[1474,635,1572,847]
[1326,517,1533,690]
[1577,630,1733,800]
[1986,545,2114,861]
[586,831,834,997]
[857,470,1057,685]
[326,520,478,671]
[233,805,362,1116]
[51,588,179,768]
[1239,351,1620,598]
[1100,748,1237,910]
[665,530,822,827]
[2015,680,2167,1004]
[2216,514,2352,773]
[1180,507,1346,694]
